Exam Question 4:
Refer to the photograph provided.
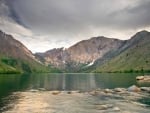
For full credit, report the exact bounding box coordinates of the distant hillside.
[94,30,150,73]
[0,30,60,73]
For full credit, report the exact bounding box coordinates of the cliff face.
[40,48,67,67]
[67,37,124,63]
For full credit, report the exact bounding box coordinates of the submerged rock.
[96,105,108,110]
[29,89,39,92]
[96,104,113,110]
[89,90,100,96]
[113,107,120,111]
[128,85,141,92]
[38,88,46,91]
[51,91,61,95]
[114,88,126,92]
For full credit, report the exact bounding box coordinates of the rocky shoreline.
[46,85,150,95]
[50,85,150,111]
[26,85,150,113]
[3,85,150,113]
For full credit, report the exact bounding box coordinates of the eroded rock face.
[35,36,124,69]
[35,48,69,68]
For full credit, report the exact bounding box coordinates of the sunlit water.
[0,73,150,113]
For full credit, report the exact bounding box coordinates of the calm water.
[0,73,150,113]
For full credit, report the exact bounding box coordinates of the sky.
[0,0,150,53]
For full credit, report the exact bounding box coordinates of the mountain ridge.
[35,30,150,72]
[35,35,125,72]
[1,29,149,73]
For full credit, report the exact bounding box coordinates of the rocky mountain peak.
[125,30,150,48]
[137,30,149,35]
[131,30,150,39]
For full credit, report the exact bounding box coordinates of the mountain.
[2,29,149,73]
[94,30,150,73]
[35,36,125,72]
[36,30,150,73]
[0,30,59,73]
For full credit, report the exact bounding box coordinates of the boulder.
[104,89,114,93]
[114,88,126,92]
[140,87,150,92]
[127,85,141,92]
[96,105,108,110]
[89,90,100,96]
[113,107,120,111]
[136,75,150,82]
[136,76,144,80]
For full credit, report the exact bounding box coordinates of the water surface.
[0,73,150,113]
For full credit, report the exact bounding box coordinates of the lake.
[0,73,150,113]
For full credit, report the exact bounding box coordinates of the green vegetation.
[94,37,150,73]
[63,61,90,72]
[0,56,61,74]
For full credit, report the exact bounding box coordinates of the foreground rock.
[140,87,150,92]
[136,75,150,82]
[127,85,141,92]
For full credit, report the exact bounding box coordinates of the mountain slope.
[94,30,150,73]
[0,30,58,73]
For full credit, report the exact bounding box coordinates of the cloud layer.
[0,0,150,52]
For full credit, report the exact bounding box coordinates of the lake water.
[0,73,150,113]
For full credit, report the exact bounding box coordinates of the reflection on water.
[0,73,150,113]
[0,73,143,103]
[0,73,139,92]
[27,73,142,91]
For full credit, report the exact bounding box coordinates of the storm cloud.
[1,0,150,52]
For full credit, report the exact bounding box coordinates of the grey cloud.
[0,0,32,36]
[109,0,150,29]
[6,0,150,36]
[1,0,150,52]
